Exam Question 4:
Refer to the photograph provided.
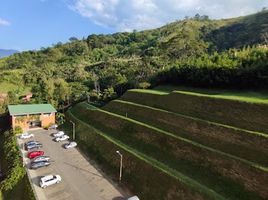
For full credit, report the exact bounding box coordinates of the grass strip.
[68,110,227,200]
[129,89,268,104]
[114,99,268,139]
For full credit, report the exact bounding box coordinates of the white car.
[39,174,61,188]
[53,131,65,138]
[55,135,70,142]
[20,133,34,139]
[48,124,58,130]
[128,196,140,200]
[64,142,77,149]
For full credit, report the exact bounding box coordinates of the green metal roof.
[8,104,57,116]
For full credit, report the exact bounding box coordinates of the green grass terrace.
[131,85,268,105]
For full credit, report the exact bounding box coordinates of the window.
[43,113,52,117]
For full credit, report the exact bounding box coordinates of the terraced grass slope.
[120,89,268,133]
[65,111,215,200]
[103,100,268,167]
[68,100,268,200]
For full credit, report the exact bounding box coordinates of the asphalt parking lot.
[18,129,125,200]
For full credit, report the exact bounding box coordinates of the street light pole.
[116,150,123,182]
[70,120,75,140]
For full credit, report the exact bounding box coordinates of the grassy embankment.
[67,102,268,200]
[63,111,216,200]
[103,100,268,167]
[120,88,268,133]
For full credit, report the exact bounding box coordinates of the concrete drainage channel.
[17,129,126,200]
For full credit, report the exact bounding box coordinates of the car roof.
[41,174,59,181]
[41,175,54,181]
[128,196,140,200]
[30,151,43,153]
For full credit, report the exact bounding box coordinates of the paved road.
[18,129,126,200]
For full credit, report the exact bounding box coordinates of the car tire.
[56,181,60,184]
[43,185,47,189]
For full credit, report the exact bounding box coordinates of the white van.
[40,174,62,188]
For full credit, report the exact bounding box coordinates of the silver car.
[32,156,50,163]
[53,131,65,138]
[55,135,69,142]
[64,142,77,149]
[30,161,50,169]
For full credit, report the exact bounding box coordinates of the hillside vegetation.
[64,87,268,200]
[0,10,268,111]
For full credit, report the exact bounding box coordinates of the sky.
[0,0,267,51]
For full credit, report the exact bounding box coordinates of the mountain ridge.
[0,49,19,58]
[0,10,267,109]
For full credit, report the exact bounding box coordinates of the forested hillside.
[0,10,268,111]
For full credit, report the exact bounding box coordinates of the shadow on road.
[32,176,43,187]
[63,161,104,178]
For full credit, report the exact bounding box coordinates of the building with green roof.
[8,104,57,130]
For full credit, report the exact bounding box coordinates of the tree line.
[0,11,267,111]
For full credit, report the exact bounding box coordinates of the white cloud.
[0,18,10,26]
[70,0,268,31]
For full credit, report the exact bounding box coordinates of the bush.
[138,82,151,89]
[102,87,117,102]
[56,112,65,126]
[13,126,22,135]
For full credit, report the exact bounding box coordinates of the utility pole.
[70,120,75,140]
[87,95,90,103]
[116,150,123,182]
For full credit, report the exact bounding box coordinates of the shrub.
[138,82,151,89]
[56,112,65,126]
[13,126,23,135]
[102,87,117,102]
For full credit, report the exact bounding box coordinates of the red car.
[28,151,44,159]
